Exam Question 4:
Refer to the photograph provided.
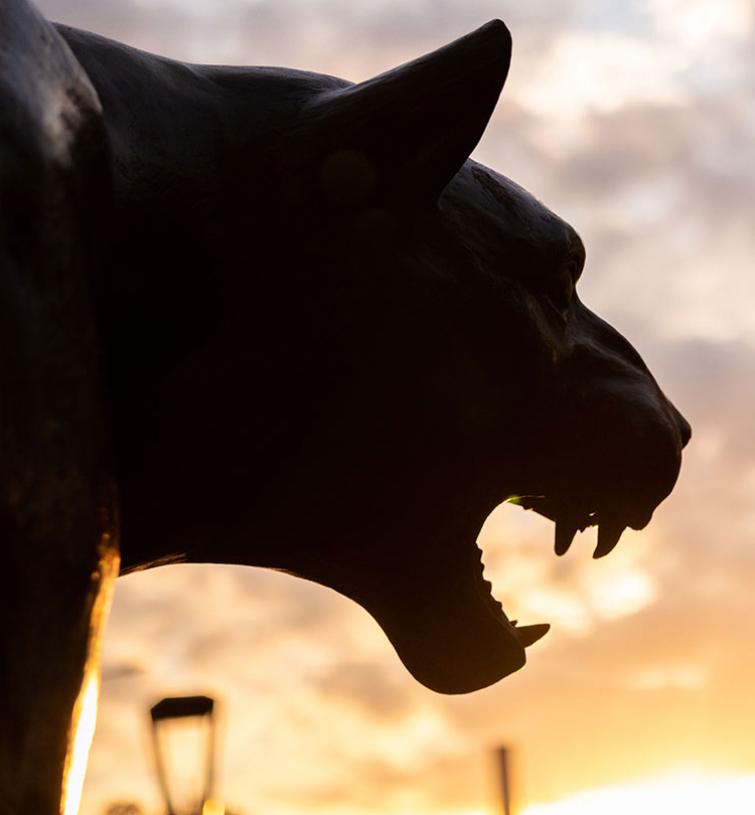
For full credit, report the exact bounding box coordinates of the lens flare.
[61,524,120,815]
[62,675,100,815]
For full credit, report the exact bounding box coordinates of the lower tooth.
[512,623,550,648]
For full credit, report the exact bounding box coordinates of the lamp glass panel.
[154,714,212,815]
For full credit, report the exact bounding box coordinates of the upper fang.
[554,519,579,556]
[593,519,626,558]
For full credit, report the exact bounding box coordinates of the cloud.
[644,0,755,52]
[102,662,145,682]
[309,661,415,721]
[36,0,581,71]
[476,90,755,346]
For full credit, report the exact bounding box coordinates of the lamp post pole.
[496,746,513,815]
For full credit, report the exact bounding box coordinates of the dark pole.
[496,746,513,815]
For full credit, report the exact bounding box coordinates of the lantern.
[149,695,221,815]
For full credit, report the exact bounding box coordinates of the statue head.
[103,21,690,693]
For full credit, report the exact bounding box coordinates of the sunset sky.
[35,0,755,813]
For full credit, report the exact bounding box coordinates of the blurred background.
[35,0,755,813]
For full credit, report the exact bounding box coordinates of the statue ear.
[298,20,512,207]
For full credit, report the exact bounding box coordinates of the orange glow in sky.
[522,772,755,815]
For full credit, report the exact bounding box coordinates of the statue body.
[1,3,690,813]
[0,3,116,813]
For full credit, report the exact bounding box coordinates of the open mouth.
[510,494,642,559]
[471,538,550,647]
[462,479,665,665]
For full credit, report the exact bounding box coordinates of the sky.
[33,0,755,813]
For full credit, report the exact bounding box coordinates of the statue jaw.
[271,487,551,694]
[296,555,542,694]
[365,562,533,695]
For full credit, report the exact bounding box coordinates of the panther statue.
[0,2,690,812]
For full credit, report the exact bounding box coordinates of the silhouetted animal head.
[61,20,690,694]
[278,23,690,693]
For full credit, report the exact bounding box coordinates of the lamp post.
[149,696,220,815]
[496,746,513,815]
